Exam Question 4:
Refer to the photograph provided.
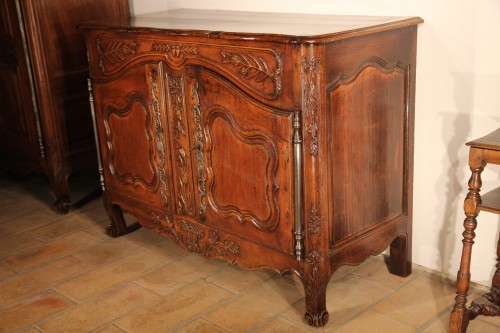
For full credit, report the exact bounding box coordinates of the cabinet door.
[0,0,41,168]
[187,68,295,255]
[92,62,173,213]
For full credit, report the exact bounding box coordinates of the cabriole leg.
[103,192,128,237]
[301,251,330,327]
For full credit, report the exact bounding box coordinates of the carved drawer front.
[92,62,173,213]
[185,68,295,255]
[90,34,284,104]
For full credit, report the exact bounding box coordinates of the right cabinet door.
[187,68,295,255]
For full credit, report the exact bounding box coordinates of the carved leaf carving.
[221,50,282,98]
[302,56,320,156]
[96,38,137,73]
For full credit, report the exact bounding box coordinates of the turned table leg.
[468,232,500,319]
[450,149,484,333]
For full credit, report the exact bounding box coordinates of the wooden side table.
[450,128,500,332]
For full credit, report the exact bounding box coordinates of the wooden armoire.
[0,0,129,212]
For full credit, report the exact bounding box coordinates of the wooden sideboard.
[0,0,129,212]
[80,9,422,327]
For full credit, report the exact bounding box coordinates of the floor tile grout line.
[110,322,135,333]
[413,304,455,333]
[32,281,165,332]
[244,298,311,333]
[0,261,94,309]
[370,306,421,329]
[161,284,241,333]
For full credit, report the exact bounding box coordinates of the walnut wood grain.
[81,9,421,327]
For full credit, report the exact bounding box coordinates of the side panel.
[325,27,417,250]
[328,62,407,246]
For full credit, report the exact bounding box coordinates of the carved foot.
[55,198,71,214]
[103,193,128,237]
[305,310,329,327]
[105,223,126,238]
[302,251,330,327]
[105,220,141,237]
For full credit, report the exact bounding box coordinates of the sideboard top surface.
[79,8,422,43]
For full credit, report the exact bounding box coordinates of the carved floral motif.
[153,43,198,62]
[150,213,240,257]
[149,67,169,208]
[167,74,195,216]
[302,56,320,156]
[192,81,207,220]
[307,207,321,234]
[153,43,198,55]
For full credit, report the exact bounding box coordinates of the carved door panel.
[186,68,295,255]
[92,62,173,213]
[0,1,42,166]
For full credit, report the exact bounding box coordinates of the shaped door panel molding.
[94,62,173,211]
[190,68,294,255]
[205,107,279,230]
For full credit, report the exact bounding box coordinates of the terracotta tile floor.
[1,173,499,333]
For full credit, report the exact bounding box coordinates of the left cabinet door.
[0,0,42,168]
[92,62,173,213]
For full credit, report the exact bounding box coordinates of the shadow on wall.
[437,72,500,285]
[436,73,475,277]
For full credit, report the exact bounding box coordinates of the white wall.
[131,0,500,286]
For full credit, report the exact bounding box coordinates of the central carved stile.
[191,81,207,220]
